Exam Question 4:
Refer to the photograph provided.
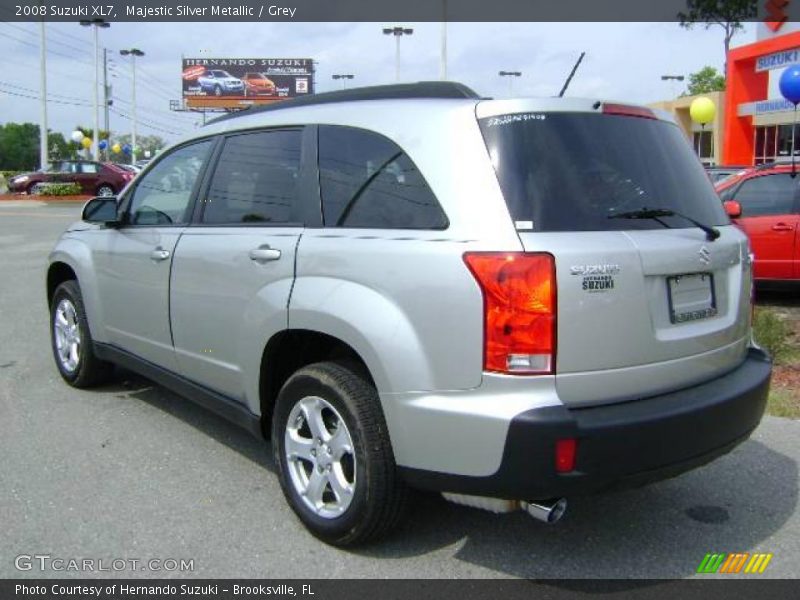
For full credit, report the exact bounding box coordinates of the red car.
[242,72,276,97]
[716,162,800,281]
[8,160,134,197]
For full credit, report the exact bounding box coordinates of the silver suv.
[47,82,771,546]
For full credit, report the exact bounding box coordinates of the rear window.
[479,112,728,232]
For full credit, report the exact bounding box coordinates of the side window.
[318,125,448,229]
[127,139,213,226]
[735,174,797,217]
[81,163,99,174]
[202,129,302,224]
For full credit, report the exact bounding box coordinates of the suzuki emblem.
[698,245,711,266]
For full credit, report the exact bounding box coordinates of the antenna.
[558,52,586,98]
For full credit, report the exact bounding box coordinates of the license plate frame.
[667,273,717,324]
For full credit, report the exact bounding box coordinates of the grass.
[753,307,800,419]
[768,388,800,419]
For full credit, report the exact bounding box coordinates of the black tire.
[28,182,45,195]
[272,362,407,546]
[50,280,114,388]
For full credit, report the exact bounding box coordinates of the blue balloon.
[779,65,800,105]
[122,144,132,155]
[98,139,107,150]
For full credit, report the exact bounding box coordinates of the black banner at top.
[1,0,799,22]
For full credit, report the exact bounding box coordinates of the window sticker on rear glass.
[485,113,546,127]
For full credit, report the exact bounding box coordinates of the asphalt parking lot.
[1,200,798,580]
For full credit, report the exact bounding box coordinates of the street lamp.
[39,22,48,171]
[383,26,413,83]
[499,70,522,98]
[332,74,354,89]
[661,74,685,98]
[120,48,145,164]
[80,19,110,161]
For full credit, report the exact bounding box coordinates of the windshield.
[478,112,728,232]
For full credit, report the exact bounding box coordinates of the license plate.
[667,273,717,324]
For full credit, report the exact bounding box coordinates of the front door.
[732,172,800,280]
[90,138,215,371]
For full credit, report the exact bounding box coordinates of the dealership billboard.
[181,58,314,109]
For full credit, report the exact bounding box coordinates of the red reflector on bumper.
[555,438,577,473]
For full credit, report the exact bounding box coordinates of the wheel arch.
[258,329,375,439]
[47,261,78,307]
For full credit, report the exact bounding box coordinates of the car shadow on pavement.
[89,372,796,580]
[103,369,276,474]
[360,438,797,580]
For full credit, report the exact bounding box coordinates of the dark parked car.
[716,162,800,281]
[8,160,134,196]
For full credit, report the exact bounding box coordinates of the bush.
[0,170,22,179]
[753,307,793,363]
[33,182,82,196]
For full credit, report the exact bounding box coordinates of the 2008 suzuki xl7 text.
[47,82,771,546]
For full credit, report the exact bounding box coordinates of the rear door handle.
[771,223,794,231]
[150,247,171,262]
[249,245,282,263]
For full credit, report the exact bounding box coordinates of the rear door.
[729,172,799,280]
[478,104,751,407]
[169,127,313,400]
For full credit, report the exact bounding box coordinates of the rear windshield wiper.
[609,207,720,241]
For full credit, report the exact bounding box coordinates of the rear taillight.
[463,252,556,375]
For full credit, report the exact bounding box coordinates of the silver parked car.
[47,82,770,546]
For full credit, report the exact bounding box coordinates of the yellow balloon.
[112,143,121,154]
[690,97,716,125]
[81,137,92,149]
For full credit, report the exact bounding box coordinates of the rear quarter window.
[317,125,448,230]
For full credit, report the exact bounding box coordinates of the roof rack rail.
[206,81,481,126]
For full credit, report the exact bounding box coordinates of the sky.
[0,21,756,145]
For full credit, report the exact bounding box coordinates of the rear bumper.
[401,348,771,500]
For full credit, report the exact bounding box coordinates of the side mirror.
[82,197,121,225]
[724,200,742,219]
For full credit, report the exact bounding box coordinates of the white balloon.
[70,130,85,143]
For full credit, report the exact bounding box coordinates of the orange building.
[723,24,800,165]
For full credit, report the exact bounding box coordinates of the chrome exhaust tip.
[522,498,568,523]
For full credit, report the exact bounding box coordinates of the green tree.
[48,132,77,162]
[684,66,727,95]
[0,123,83,170]
[0,122,40,170]
[678,0,757,72]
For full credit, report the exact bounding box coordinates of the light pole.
[80,19,109,161]
[661,74,685,99]
[120,48,145,164]
[39,21,48,170]
[499,71,522,98]
[332,74,354,90]
[383,27,413,83]
[441,0,448,80]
